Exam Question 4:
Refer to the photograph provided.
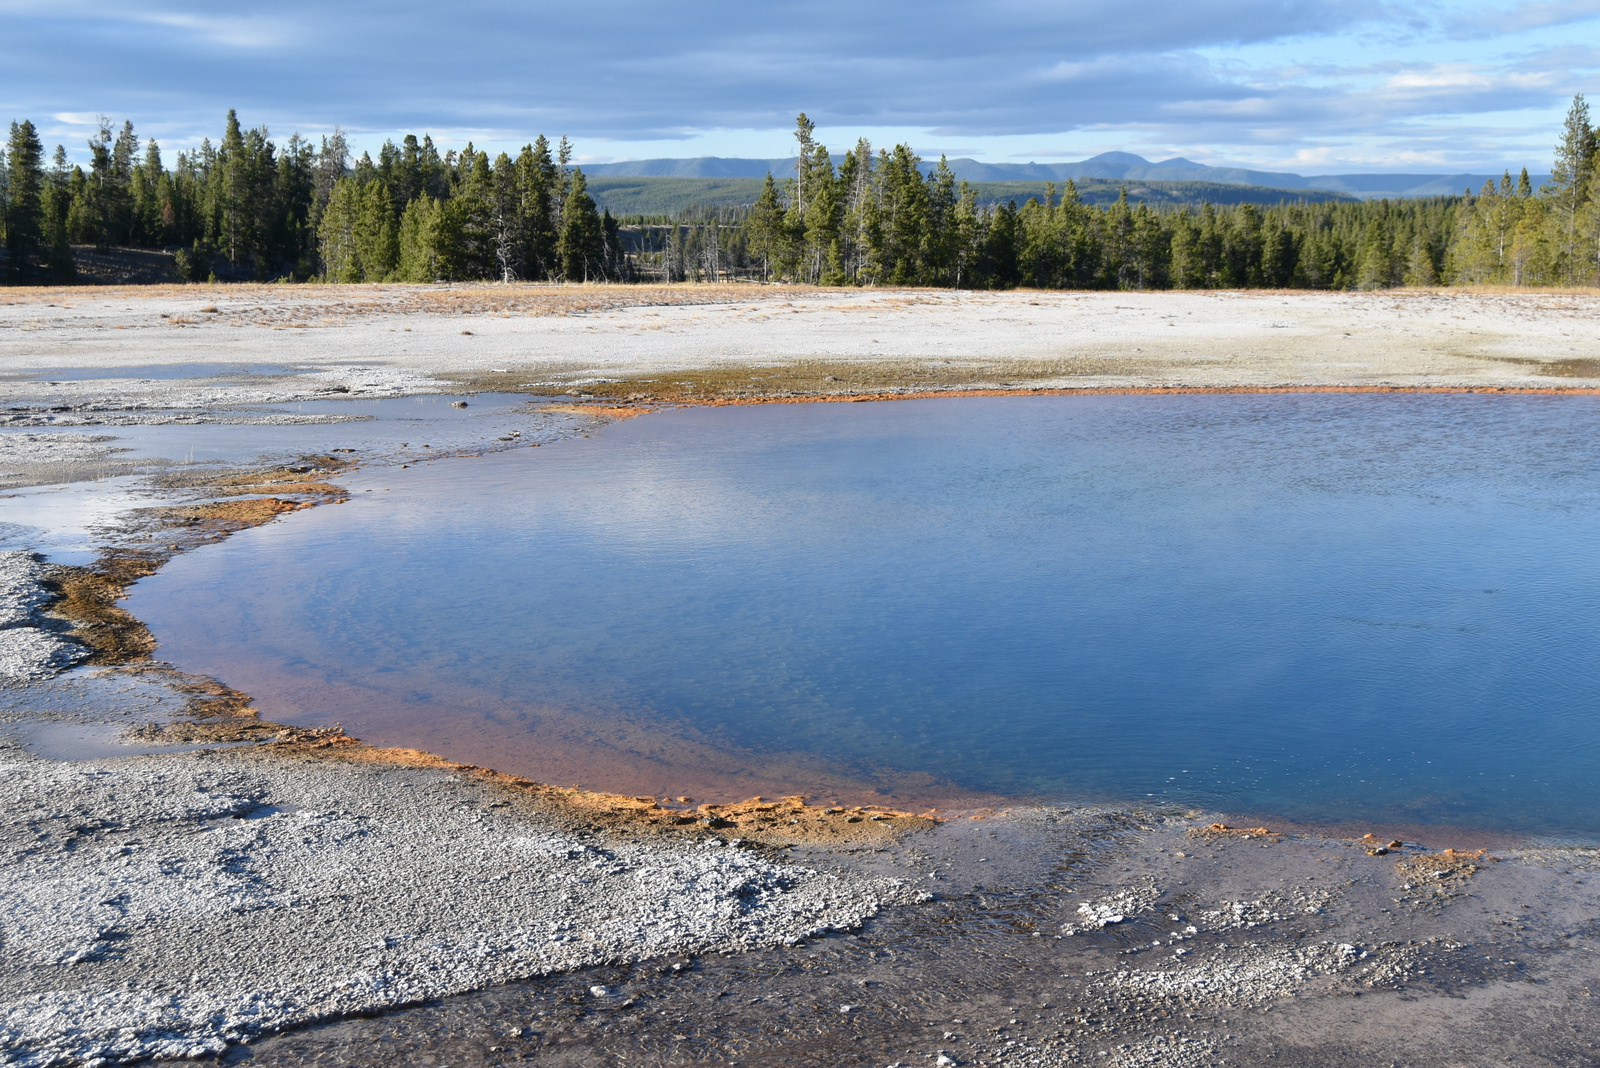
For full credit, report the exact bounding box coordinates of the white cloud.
[134,11,295,49]
[0,0,1591,171]
[1445,0,1600,38]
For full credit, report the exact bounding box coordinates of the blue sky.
[2,0,1597,173]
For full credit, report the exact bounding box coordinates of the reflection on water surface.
[129,395,1600,836]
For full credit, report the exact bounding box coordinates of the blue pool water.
[129,395,1600,836]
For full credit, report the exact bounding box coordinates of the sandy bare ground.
[2,285,1598,404]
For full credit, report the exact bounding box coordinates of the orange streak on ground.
[684,384,1600,406]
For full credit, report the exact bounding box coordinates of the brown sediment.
[690,383,1600,404]
[125,680,942,847]
[1190,822,1282,839]
[482,355,1600,407]
[466,357,1150,401]
[188,719,942,847]
[540,403,652,419]
[151,454,355,495]
[1397,847,1496,886]
[281,724,940,846]
[40,551,164,663]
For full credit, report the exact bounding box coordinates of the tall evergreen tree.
[791,113,817,218]
[515,136,559,279]
[557,168,604,281]
[745,173,783,281]
[5,120,44,281]
[1546,94,1597,283]
[318,177,363,282]
[397,194,445,282]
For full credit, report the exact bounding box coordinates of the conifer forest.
[3,100,1599,289]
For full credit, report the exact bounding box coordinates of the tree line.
[0,111,625,284]
[3,100,1597,289]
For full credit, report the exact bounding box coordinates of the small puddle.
[11,720,250,760]
[13,363,309,383]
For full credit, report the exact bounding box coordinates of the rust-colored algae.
[1190,822,1282,840]
[247,725,939,846]
[482,357,1600,407]
[1397,848,1495,885]
[41,552,164,663]
[540,403,652,420]
[153,455,354,497]
[692,384,1600,403]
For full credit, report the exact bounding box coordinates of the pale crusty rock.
[0,750,906,1066]
[0,551,84,684]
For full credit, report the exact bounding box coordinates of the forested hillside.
[583,176,1355,218]
[3,100,1597,290]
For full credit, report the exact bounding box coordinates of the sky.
[1,0,1597,174]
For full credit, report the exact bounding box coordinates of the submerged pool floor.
[128,394,1600,837]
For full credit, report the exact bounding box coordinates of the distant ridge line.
[579,152,1549,200]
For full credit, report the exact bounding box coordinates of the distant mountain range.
[583,176,1360,217]
[581,151,1548,200]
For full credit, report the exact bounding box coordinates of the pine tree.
[1168,211,1202,288]
[1100,190,1134,287]
[876,144,928,285]
[791,113,817,218]
[746,173,783,281]
[132,139,164,244]
[1402,237,1438,287]
[951,181,981,288]
[318,177,361,282]
[799,143,838,283]
[5,120,44,281]
[0,147,10,251]
[312,129,349,235]
[1130,203,1166,290]
[557,168,604,282]
[985,199,1020,288]
[516,137,559,279]
[1578,177,1600,286]
[397,195,444,281]
[1546,94,1597,284]
[923,157,958,286]
[354,180,398,280]
[1354,218,1395,290]
[219,110,246,263]
[1259,220,1295,288]
[836,139,878,284]
[437,146,494,280]
[109,120,137,244]
[601,209,629,280]
[42,177,75,282]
